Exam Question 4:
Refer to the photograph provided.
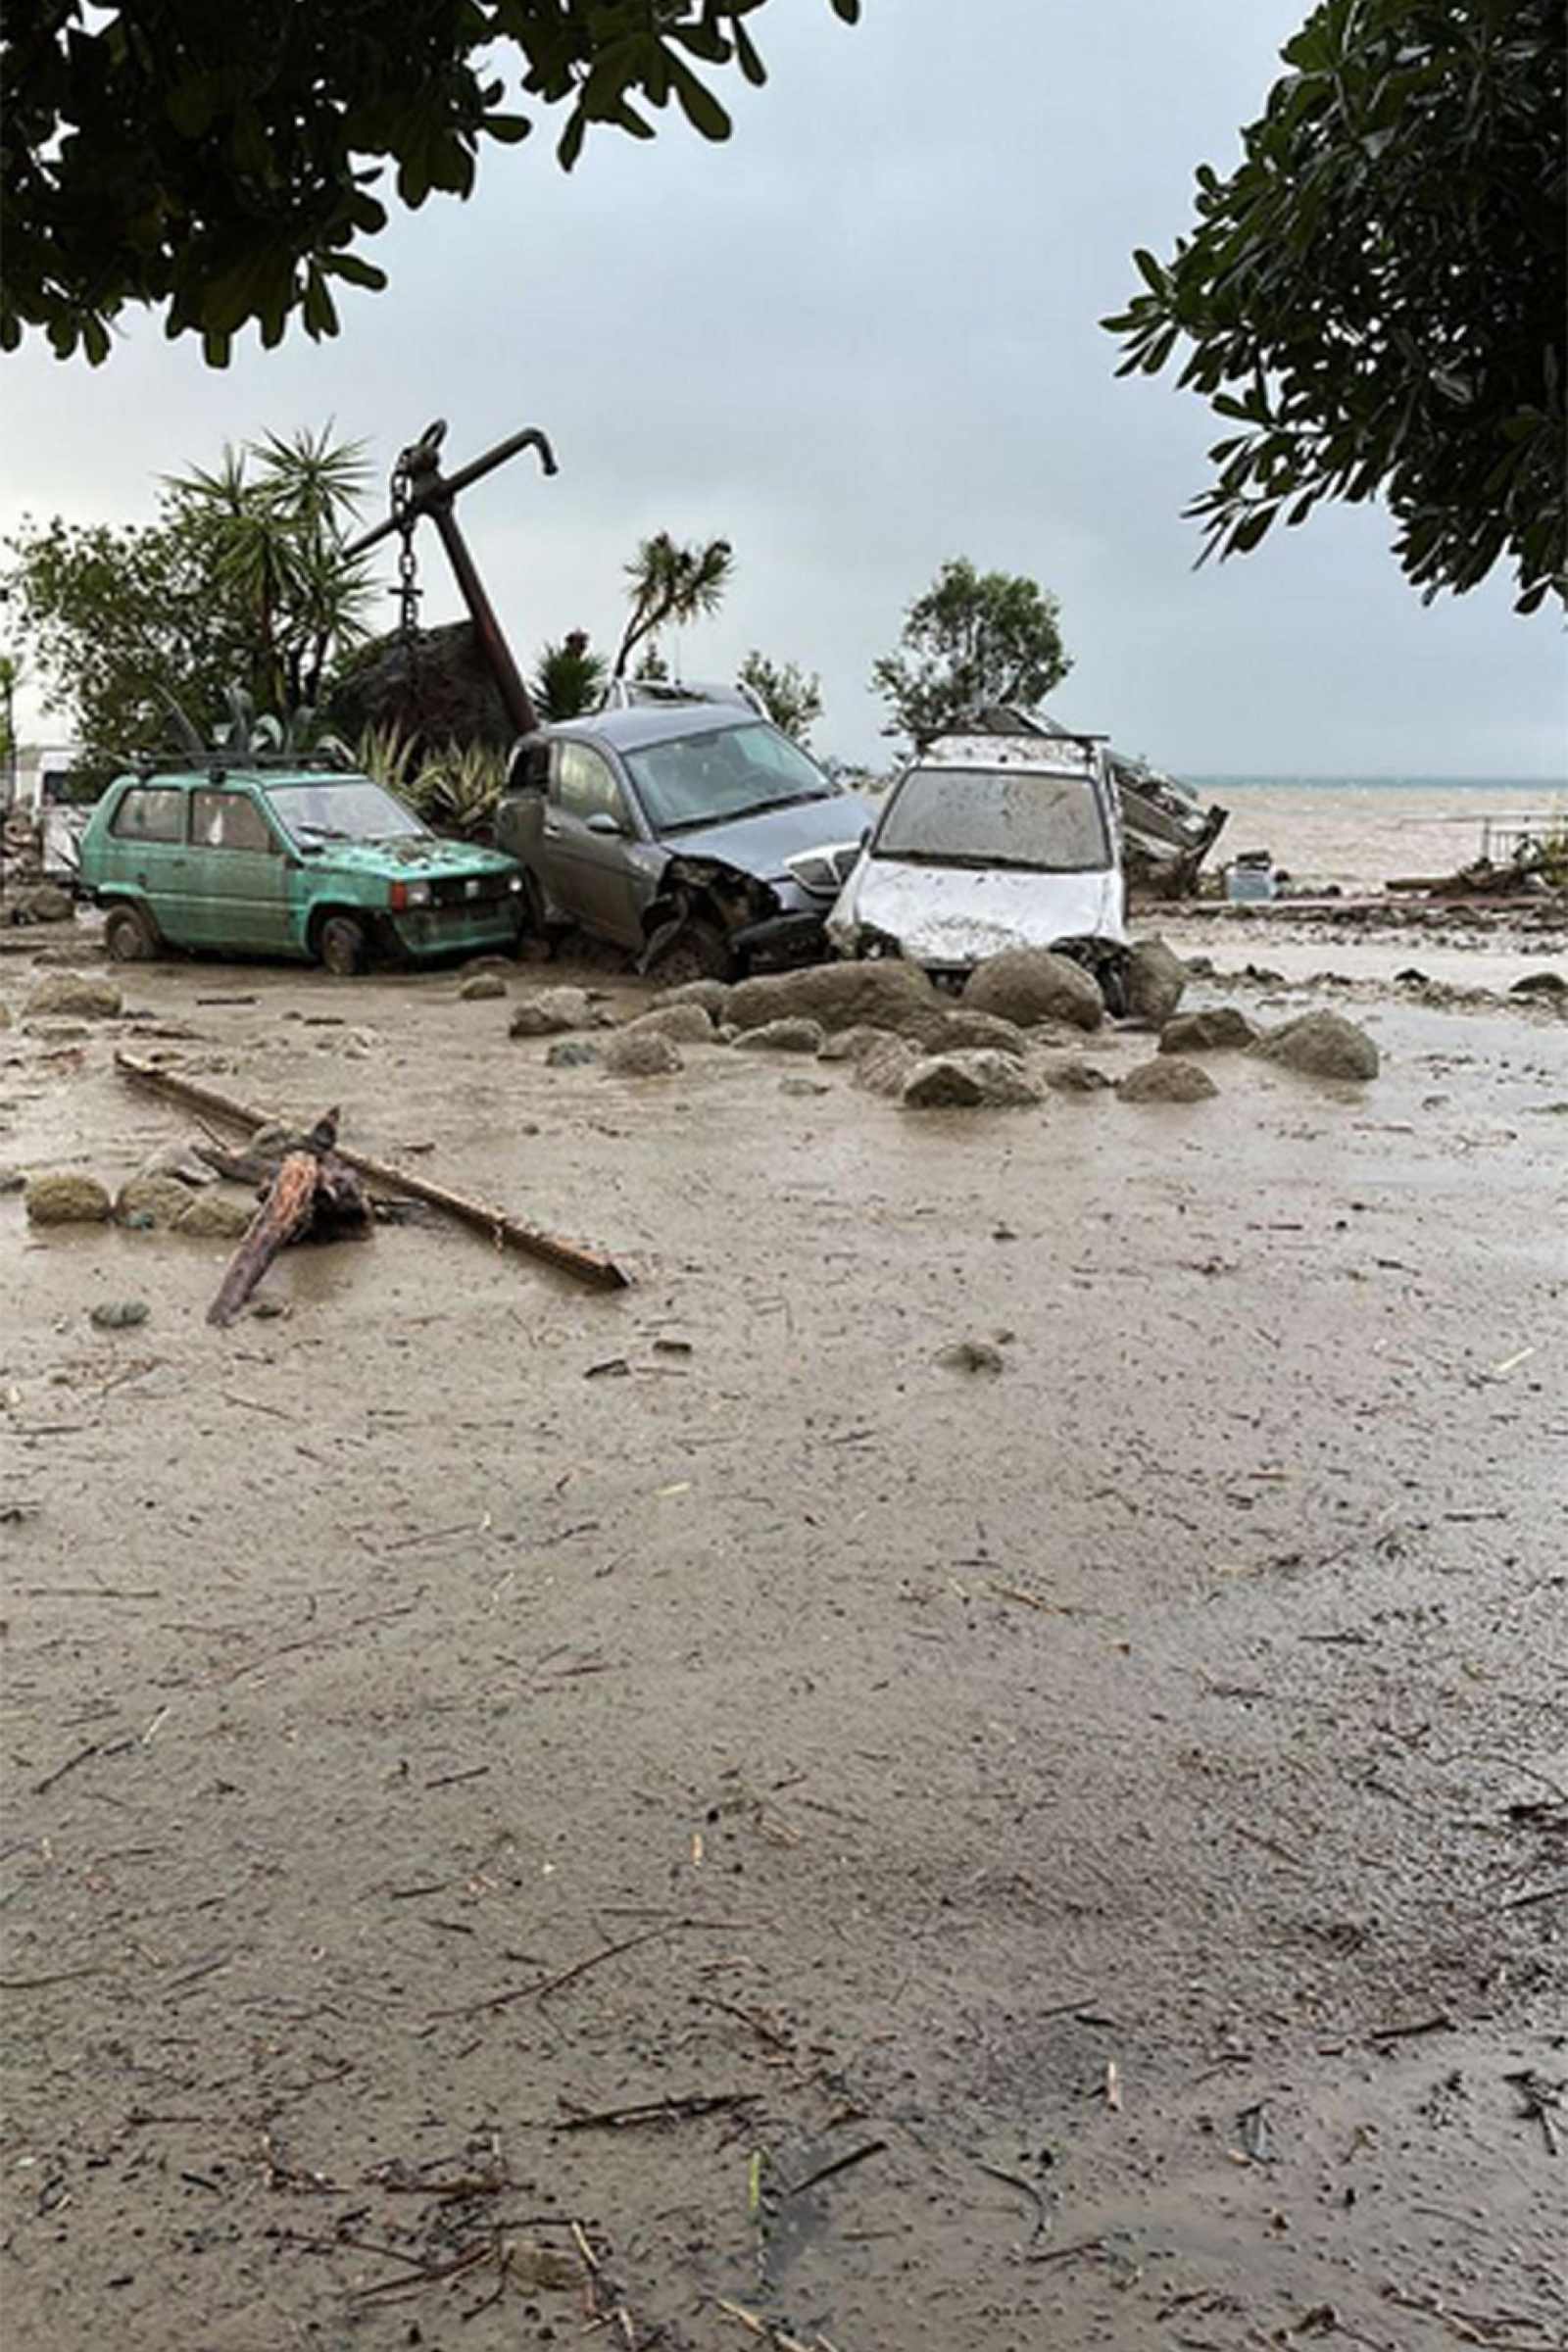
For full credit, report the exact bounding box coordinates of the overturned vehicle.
[497,703,871,982]
[826,715,1139,1001]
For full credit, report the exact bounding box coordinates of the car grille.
[785,843,861,899]
[429,872,509,906]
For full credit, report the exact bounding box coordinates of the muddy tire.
[645,916,735,987]
[105,903,160,962]
[318,914,368,978]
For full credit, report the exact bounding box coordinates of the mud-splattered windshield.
[624,722,834,833]
[875,766,1110,871]
[266,779,429,845]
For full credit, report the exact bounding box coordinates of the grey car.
[497,705,872,981]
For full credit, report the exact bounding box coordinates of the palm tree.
[612,532,733,678]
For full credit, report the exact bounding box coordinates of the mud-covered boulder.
[1252,1010,1379,1081]
[961,948,1103,1032]
[460,971,508,1002]
[901,1051,1046,1109]
[818,1024,898,1064]
[899,1006,1031,1057]
[601,1029,684,1076]
[1118,1056,1218,1103]
[509,986,597,1038]
[623,1003,715,1044]
[646,978,731,1023]
[116,1173,203,1229]
[735,1017,825,1054]
[24,1171,113,1224]
[175,1192,255,1240]
[15,884,75,925]
[1159,1005,1258,1054]
[1124,938,1188,1025]
[546,1039,600,1067]
[852,1036,921,1098]
[726,959,937,1036]
[24,972,122,1020]
[1044,1056,1114,1093]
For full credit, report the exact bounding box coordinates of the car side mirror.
[585,809,626,838]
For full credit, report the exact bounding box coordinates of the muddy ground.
[2,917,1565,2352]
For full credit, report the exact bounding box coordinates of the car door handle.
[542,821,563,838]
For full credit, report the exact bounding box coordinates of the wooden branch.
[206,1115,368,1326]
[115,1052,630,1291]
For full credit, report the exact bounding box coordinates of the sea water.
[1189,776,1568,893]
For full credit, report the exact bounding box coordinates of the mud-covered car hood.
[828,855,1125,967]
[657,794,872,882]
[295,837,519,881]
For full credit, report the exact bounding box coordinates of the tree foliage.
[2,429,374,776]
[1103,0,1567,613]
[870,560,1071,748]
[2,1,860,367]
[612,531,733,677]
[533,629,609,722]
[737,649,823,744]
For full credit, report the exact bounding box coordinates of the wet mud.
[1,925,1564,2350]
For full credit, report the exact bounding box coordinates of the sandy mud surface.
[2,922,1564,2352]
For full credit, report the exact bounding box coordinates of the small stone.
[1251,1010,1379,1081]
[646,978,731,1022]
[1511,970,1565,999]
[545,1039,601,1068]
[1159,1005,1259,1054]
[0,1162,24,1195]
[779,1076,831,1098]
[853,1036,922,1098]
[251,1297,290,1319]
[1044,1056,1114,1093]
[734,1017,825,1054]
[509,986,595,1037]
[17,884,75,924]
[23,973,122,1020]
[116,1173,201,1229]
[1118,1056,1219,1103]
[901,1050,1045,1108]
[600,1029,683,1077]
[622,1003,714,1044]
[460,971,508,1002]
[936,1339,1005,1376]
[174,1192,256,1239]
[89,1299,150,1331]
[136,1141,218,1187]
[24,1171,113,1224]
[961,947,1103,1031]
[1124,937,1188,1024]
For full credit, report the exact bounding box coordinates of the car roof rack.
[128,746,358,782]
[961,704,1108,747]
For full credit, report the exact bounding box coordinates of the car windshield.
[623,722,834,833]
[265,778,429,845]
[875,765,1110,871]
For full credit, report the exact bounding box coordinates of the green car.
[77,758,524,974]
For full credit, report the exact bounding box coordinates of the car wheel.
[318,914,368,977]
[645,915,734,986]
[105,904,159,962]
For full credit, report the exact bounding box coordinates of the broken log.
[206,1112,370,1326]
[115,1051,631,1291]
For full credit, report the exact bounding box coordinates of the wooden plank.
[114,1051,631,1293]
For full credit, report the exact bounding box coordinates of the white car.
[826,725,1126,977]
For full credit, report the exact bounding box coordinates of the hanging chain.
[390,459,421,642]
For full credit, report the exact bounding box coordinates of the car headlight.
[389,879,432,909]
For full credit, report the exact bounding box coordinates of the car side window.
[555,743,629,829]
[111,786,186,844]
[192,790,278,853]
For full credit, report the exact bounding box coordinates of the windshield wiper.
[291,821,352,842]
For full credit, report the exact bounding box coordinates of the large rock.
[323,619,513,756]
[961,948,1103,1032]
[818,1024,898,1064]
[623,1003,714,1044]
[25,1171,112,1224]
[725,959,938,1036]
[734,1017,825,1054]
[1044,1056,1114,1094]
[1159,1005,1258,1054]
[646,978,731,1023]
[852,1036,922,1098]
[175,1192,256,1239]
[899,1006,1031,1057]
[1118,1056,1218,1103]
[510,986,596,1038]
[1252,1010,1380,1081]
[1124,938,1188,1025]
[116,1173,203,1229]
[600,1029,683,1076]
[24,972,122,1020]
[901,1051,1046,1109]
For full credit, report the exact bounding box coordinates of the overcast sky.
[2,0,1563,776]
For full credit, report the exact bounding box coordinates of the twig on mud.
[783,2139,887,2199]
[1027,2236,1107,2266]
[714,2297,817,2352]
[703,1996,795,2051]
[1503,2070,1563,2157]
[431,1921,685,2021]
[1499,1881,1568,1914]
[0,1964,108,1990]
[351,2242,491,2303]
[32,1739,102,1795]
[262,2127,341,2195]
[560,2089,758,2132]
[1368,2013,1454,2044]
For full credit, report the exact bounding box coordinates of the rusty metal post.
[343,420,559,740]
